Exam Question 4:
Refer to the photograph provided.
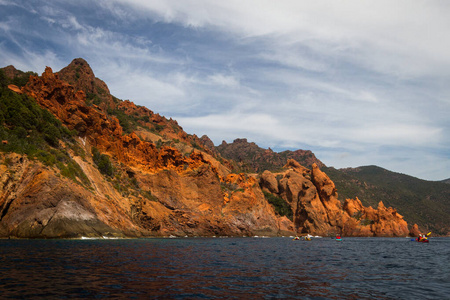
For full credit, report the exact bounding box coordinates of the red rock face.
[22,67,194,174]
[260,162,410,237]
[1,66,286,237]
[342,198,408,237]
[7,84,23,94]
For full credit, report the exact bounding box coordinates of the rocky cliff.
[259,160,409,237]
[0,59,411,238]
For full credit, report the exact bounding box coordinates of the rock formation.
[408,224,421,237]
[259,160,409,237]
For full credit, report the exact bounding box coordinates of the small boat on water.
[335,235,342,241]
[292,234,312,241]
[416,238,429,243]
[416,232,431,243]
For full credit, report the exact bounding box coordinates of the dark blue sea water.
[0,237,449,299]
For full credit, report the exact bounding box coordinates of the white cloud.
[259,50,326,73]
[99,62,186,111]
[114,0,450,78]
[207,73,240,88]
[350,124,442,147]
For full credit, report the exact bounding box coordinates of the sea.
[0,237,449,299]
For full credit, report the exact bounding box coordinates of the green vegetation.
[155,139,171,149]
[142,190,159,202]
[104,164,149,198]
[351,211,374,226]
[191,141,203,151]
[220,181,241,193]
[6,69,37,88]
[106,107,153,135]
[91,147,114,177]
[152,124,164,133]
[56,156,90,186]
[85,92,102,106]
[107,108,136,134]
[0,68,89,187]
[0,77,74,154]
[263,191,293,220]
[360,218,374,226]
[171,123,180,133]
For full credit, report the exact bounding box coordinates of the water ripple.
[0,237,449,299]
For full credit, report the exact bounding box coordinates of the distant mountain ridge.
[217,138,324,173]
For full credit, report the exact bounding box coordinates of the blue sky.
[1,0,450,181]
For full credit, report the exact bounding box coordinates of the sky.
[1,0,450,181]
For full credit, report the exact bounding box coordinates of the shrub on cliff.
[0,87,74,154]
[263,191,293,220]
[92,147,114,176]
[106,107,151,135]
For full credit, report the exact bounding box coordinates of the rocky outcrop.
[260,161,409,237]
[57,58,115,110]
[342,198,408,237]
[260,170,279,194]
[7,84,22,94]
[408,224,421,237]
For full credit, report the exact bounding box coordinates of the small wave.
[80,236,101,240]
[80,236,123,240]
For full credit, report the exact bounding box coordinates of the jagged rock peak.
[57,58,113,109]
[2,65,19,79]
[200,135,215,149]
[58,58,97,84]
[65,58,93,74]
[234,138,248,143]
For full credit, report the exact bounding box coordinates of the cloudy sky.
[1,0,450,181]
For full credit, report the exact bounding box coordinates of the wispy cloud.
[207,73,240,88]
